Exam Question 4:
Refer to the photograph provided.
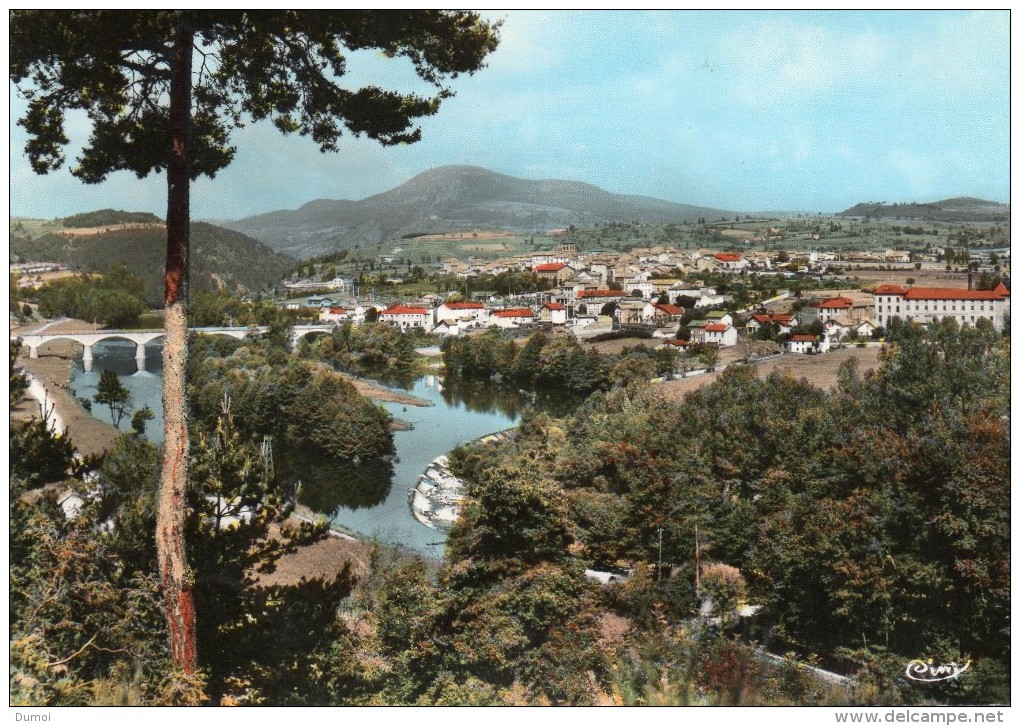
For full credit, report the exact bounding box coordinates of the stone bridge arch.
[15,324,330,371]
[290,324,336,346]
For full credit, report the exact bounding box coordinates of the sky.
[8,10,1011,221]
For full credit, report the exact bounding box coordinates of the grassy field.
[459,243,516,253]
[11,217,67,239]
[415,230,517,242]
[361,231,563,264]
[848,268,974,289]
[654,346,883,402]
[56,222,165,237]
[13,269,80,287]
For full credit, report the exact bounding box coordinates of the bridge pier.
[29,344,39,359]
[135,342,148,371]
[82,344,93,372]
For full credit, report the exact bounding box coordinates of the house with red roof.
[660,338,690,350]
[811,296,855,323]
[745,313,774,335]
[490,308,535,329]
[873,282,1010,331]
[702,322,738,348]
[712,252,747,270]
[379,304,431,331]
[533,262,576,286]
[576,289,626,316]
[644,302,684,326]
[539,302,567,325]
[745,312,798,336]
[772,313,797,334]
[437,299,489,327]
[319,306,350,323]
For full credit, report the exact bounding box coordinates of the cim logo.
[905,659,971,683]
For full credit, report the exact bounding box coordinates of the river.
[69,340,531,556]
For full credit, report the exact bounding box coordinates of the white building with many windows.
[873,283,1010,331]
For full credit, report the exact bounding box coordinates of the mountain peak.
[225,166,733,258]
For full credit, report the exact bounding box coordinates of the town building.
[283,277,350,293]
[746,312,797,336]
[702,322,738,347]
[540,302,568,325]
[808,296,854,323]
[491,308,535,329]
[745,313,773,335]
[533,262,575,286]
[873,283,1010,331]
[705,310,734,327]
[645,302,684,326]
[615,300,647,325]
[786,334,830,354]
[531,251,570,268]
[379,305,430,331]
[712,252,747,271]
[576,289,626,316]
[319,307,350,323]
[437,300,489,327]
[621,278,656,299]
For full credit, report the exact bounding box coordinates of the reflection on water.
[437,376,588,419]
[70,340,164,442]
[277,452,394,515]
[438,376,529,418]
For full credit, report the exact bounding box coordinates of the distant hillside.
[61,209,162,228]
[11,220,294,306]
[839,197,1009,223]
[225,165,735,259]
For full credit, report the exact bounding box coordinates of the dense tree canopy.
[37,263,148,327]
[445,319,1010,703]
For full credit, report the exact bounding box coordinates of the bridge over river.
[15,324,336,371]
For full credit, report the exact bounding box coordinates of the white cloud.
[479,11,568,74]
[718,20,886,106]
[715,11,1007,109]
[886,148,939,197]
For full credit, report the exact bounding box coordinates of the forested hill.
[60,208,163,228]
[11,220,294,306]
[224,165,735,259]
[838,197,1009,222]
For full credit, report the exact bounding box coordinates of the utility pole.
[694,522,701,596]
[657,524,664,583]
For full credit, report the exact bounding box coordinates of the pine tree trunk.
[157,20,198,676]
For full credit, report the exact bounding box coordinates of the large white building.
[437,300,488,327]
[873,283,1010,331]
[379,304,431,331]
